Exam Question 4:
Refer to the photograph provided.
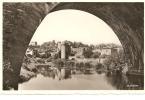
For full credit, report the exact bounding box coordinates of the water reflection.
[37,66,71,80]
[19,66,144,90]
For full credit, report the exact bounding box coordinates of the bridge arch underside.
[3,2,144,90]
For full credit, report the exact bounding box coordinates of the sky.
[30,9,121,45]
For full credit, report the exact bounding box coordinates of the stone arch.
[51,2,144,69]
[3,2,144,90]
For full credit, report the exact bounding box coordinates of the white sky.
[30,9,121,45]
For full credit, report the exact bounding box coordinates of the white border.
[1,0,145,3]
[0,0,145,95]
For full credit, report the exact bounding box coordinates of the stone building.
[71,47,87,56]
[57,41,71,59]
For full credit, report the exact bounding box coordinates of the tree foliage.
[92,52,101,58]
[83,49,93,58]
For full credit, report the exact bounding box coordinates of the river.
[18,67,144,90]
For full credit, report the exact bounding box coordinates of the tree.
[92,52,101,58]
[103,49,125,70]
[83,49,93,58]
[89,44,95,50]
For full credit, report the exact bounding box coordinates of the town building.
[71,47,87,56]
[93,47,123,57]
[26,41,40,57]
[29,41,37,46]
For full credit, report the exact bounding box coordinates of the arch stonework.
[3,2,144,90]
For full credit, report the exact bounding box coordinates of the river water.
[18,67,144,90]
